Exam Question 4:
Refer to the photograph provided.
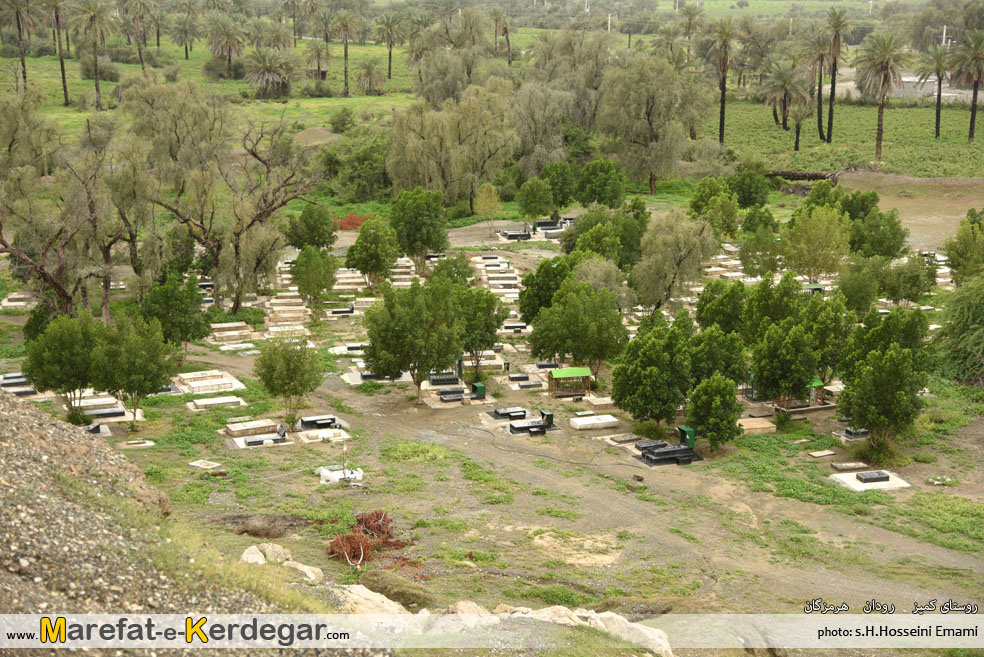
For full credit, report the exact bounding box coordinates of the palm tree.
[653,21,683,55]
[245,46,299,97]
[42,0,70,104]
[855,32,908,161]
[313,9,331,43]
[146,8,168,48]
[69,0,117,110]
[356,55,384,95]
[266,21,292,49]
[679,4,703,58]
[331,9,360,97]
[916,45,949,139]
[825,7,851,143]
[949,29,984,143]
[500,12,512,66]
[404,36,429,83]
[789,99,814,151]
[800,23,829,141]
[244,16,266,47]
[304,38,329,80]
[203,12,245,76]
[122,0,155,74]
[174,0,198,18]
[374,12,403,80]
[706,18,738,144]
[762,58,809,131]
[1,0,34,88]
[489,6,503,55]
[172,13,197,59]
[279,0,296,47]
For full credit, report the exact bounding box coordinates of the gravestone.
[857,471,890,484]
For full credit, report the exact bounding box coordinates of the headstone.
[856,470,890,484]
[832,462,869,472]
[808,450,836,458]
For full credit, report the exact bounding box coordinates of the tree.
[172,13,198,60]
[345,217,400,291]
[284,205,337,250]
[838,256,885,317]
[761,58,809,132]
[687,372,743,450]
[356,56,385,96]
[690,324,746,385]
[474,182,501,236]
[751,319,818,408]
[782,204,850,282]
[849,208,908,258]
[825,8,851,143]
[375,12,404,80]
[141,273,209,350]
[612,321,691,429]
[363,278,461,405]
[696,279,745,335]
[917,44,949,139]
[680,5,705,57]
[949,29,984,143]
[93,316,178,430]
[431,254,473,286]
[517,178,554,220]
[742,205,778,233]
[880,257,932,306]
[42,0,71,105]
[939,273,984,384]
[530,279,628,377]
[575,223,621,262]
[706,18,738,143]
[702,192,741,236]
[790,100,814,151]
[69,0,117,111]
[456,286,508,377]
[539,162,575,209]
[839,343,927,453]
[841,306,928,384]
[305,40,330,81]
[573,256,638,311]
[331,9,360,97]
[23,312,103,413]
[854,32,908,162]
[1,0,33,88]
[519,256,572,324]
[204,12,246,77]
[690,177,730,217]
[742,272,803,345]
[739,226,781,279]
[122,0,155,74]
[632,210,717,310]
[390,187,448,272]
[802,292,854,388]
[800,23,829,141]
[574,159,625,208]
[726,168,770,209]
[244,47,301,98]
[254,338,323,422]
[943,208,984,284]
[292,244,336,309]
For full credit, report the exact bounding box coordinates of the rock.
[327,585,410,614]
[258,543,291,563]
[283,560,323,582]
[359,568,437,608]
[443,600,491,615]
[526,605,584,627]
[430,600,498,632]
[240,546,266,564]
[583,611,673,657]
[493,604,532,614]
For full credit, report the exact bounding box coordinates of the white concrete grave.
[317,466,364,484]
[829,471,910,492]
[187,396,247,411]
[570,414,619,431]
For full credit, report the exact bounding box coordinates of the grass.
[537,506,582,521]
[379,440,456,464]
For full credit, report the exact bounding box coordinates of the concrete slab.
[189,459,223,470]
[831,461,870,472]
[738,417,777,435]
[570,414,619,431]
[809,450,836,458]
[829,471,911,492]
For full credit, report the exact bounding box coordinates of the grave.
[570,414,619,431]
[225,418,279,437]
[509,410,555,435]
[832,461,870,472]
[829,470,911,492]
[856,470,890,484]
[585,395,613,409]
[298,415,338,431]
[0,374,27,387]
[174,370,246,394]
[0,291,37,310]
[808,450,836,458]
[189,460,223,470]
[429,372,459,386]
[519,381,543,389]
[317,466,364,485]
[492,407,528,420]
[637,426,702,466]
[187,396,247,411]
[738,417,777,435]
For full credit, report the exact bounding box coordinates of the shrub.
[336,211,371,230]
[330,106,355,133]
[79,56,120,82]
[66,407,90,426]
[633,420,667,439]
[0,44,21,59]
[726,168,771,208]
[106,46,140,63]
[202,55,245,80]
[30,42,56,57]
[300,80,333,97]
[163,65,180,82]
[445,200,472,222]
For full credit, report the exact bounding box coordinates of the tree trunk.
[227,51,232,77]
[493,25,498,54]
[504,28,512,66]
[970,78,979,144]
[184,43,189,59]
[66,30,70,56]
[93,37,103,111]
[816,61,825,141]
[875,81,885,162]
[649,171,657,194]
[935,75,941,139]
[772,104,780,126]
[387,45,392,79]
[826,58,837,143]
[292,11,297,48]
[135,18,147,75]
[718,70,727,144]
[627,33,632,48]
[56,12,69,106]
[156,28,160,48]
[343,38,349,96]
[781,92,789,130]
[100,245,113,324]
[16,13,27,88]
[794,123,801,151]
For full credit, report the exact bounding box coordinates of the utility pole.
[941,24,947,47]
[608,13,611,30]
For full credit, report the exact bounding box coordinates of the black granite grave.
[509,410,554,434]
[85,422,102,434]
[856,470,889,483]
[1,376,27,387]
[12,387,37,396]
[493,407,527,420]
[300,415,337,430]
[346,344,367,351]
[273,436,287,444]
[331,306,355,315]
[637,429,701,466]
[429,373,459,386]
[508,373,529,382]
[519,381,543,389]
[198,281,214,290]
[85,407,126,419]
[439,392,463,402]
[245,438,264,447]
[536,362,559,369]
[360,371,383,380]
[202,297,214,304]
[503,322,527,330]
[844,427,869,439]
[481,255,498,260]
[503,231,531,241]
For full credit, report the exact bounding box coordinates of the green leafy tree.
[431,254,473,286]
[838,256,887,317]
[726,168,770,209]
[689,176,729,217]
[742,205,778,233]
[612,321,691,428]
[574,159,625,208]
[93,316,179,430]
[782,204,850,282]
[702,192,741,236]
[390,186,448,271]
[943,209,984,284]
[854,32,908,161]
[23,311,103,412]
[939,273,984,384]
[518,256,571,324]
[802,292,854,387]
[331,9,361,97]
[839,343,927,452]
[69,0,117,110]
[739,227,782,279]
[474,182,501,236]
[695,279,745,335]
[880,257,932,307]
[574,222,621,262]
[690,324,746,385]
[706,18,738,143]
[842,307,929,384]
[752,319,818,408]
[363,278,462,404]
[345,217,400,291]
[687,372,743,450]
[140,273,209,350]
[948,29,984,143]
[291,245,337,308]
[539,161,575,209]
[530,279,628,377]
[824,8,851,143]
[633,210,717,310]
[517,178,554,220]
[742,272,804,346]
[916,44,949,139]
[456,286,508,377]
[321,128,391,203]
[254,338,324,422]
[849,208,908,258]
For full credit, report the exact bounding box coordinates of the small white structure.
[570,414,619,431]
[317,465,364,484]
[829,470,911,492]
